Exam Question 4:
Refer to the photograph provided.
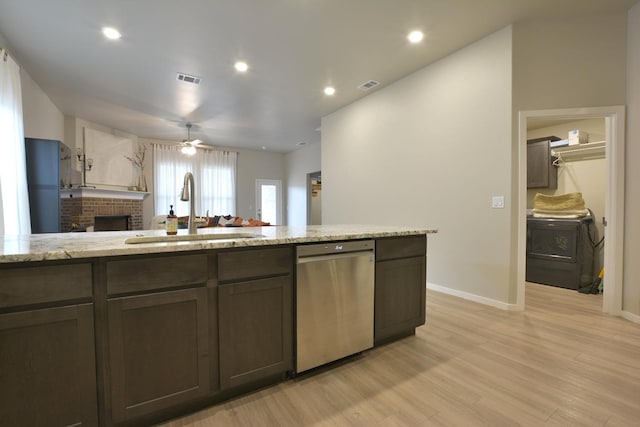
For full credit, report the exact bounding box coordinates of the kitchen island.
[0,225,436,427]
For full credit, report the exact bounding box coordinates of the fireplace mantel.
[60,188,148,231]
[61,188,150,201]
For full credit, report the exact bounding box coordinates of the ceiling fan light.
[181,143,196,156]
[180,123,198,155]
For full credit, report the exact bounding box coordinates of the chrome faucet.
[180,172,197,235]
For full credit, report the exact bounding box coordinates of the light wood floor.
[160,284,640,426]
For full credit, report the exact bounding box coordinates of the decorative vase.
[137,172,147,192]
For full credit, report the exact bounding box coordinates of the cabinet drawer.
[0,264,92,309]
[106,254,207,295]
[218,247,292,282]
[376,235,426,261]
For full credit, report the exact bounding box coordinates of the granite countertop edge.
[0,225,438,264]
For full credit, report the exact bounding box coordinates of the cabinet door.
[0,304,98,427]
[218,276,292,389]
[375,256,426,344]
[108,288,209,424]
[527,139,557,189]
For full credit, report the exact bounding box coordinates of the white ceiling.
[0,0,636,153]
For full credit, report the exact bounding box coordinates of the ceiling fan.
[180,123,204,155]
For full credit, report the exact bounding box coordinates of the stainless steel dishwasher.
[296,240,375,373]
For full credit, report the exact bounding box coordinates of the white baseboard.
[621,310,640,324]
[427,283,640,322]
[427,282,521,311]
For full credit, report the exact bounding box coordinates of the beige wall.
[323,27,514,305]
[512,14,628,112]
[20,69,64,143]
[624,1,640,317]
[235,148,287,223]
[285,142,321,226]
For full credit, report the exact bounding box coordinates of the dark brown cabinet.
[0,305,98,427]
[0,263,97,427]
[375,235,427,345]
[1,234,429,426]
[217,247,293,389]
[103,253,212,426]
[527,136,560,189]
[107,288,210,424]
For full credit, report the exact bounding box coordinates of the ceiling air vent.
[176,73,202,85]
[357,80,380,91]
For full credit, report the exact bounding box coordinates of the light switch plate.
[492,196,505,209]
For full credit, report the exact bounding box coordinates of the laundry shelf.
[551,141,605,161]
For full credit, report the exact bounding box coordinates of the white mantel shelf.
[60,188,150,201]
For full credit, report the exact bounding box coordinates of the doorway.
[307,171,322,225]
[517,106,625,315]
[255,179,282,225]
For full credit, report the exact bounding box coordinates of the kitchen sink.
[124,232,260,244]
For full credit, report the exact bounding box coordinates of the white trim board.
[428,282,639,324]
[427,282,519,311]
[621,311,640,325]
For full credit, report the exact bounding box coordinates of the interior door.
[256,179,282,225]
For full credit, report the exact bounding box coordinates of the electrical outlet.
[492,196,505,209]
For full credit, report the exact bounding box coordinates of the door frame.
[517,106,626,315]
[255,179,282,225]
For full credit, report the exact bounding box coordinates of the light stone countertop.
[0,225,437,264]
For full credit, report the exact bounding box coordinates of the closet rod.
[551,141,605,157]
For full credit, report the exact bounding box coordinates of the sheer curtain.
[153,144,237,217]
[0,51,31,235]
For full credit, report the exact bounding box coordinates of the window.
[153,145,237,217]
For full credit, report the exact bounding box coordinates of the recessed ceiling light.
[324,86,336,96]
[102,27,122,40]
[234,61,249,72]
[407,30,424,44]
[296,142,306,146]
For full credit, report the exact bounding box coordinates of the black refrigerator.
[25,138,61,233]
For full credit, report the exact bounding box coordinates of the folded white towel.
[531,208,589,218]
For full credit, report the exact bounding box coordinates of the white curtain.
[0,52,31,235]
[153,144,237,217]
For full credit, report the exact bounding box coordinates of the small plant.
[124,143,146,171]
[124,143,147,191]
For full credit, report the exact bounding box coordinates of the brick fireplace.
[60,188,148,232]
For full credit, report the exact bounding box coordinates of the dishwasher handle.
[297,250,374,264]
